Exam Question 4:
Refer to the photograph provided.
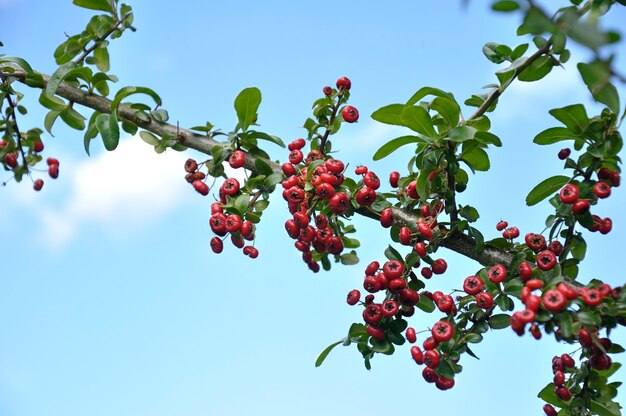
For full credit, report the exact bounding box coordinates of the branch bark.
[2,66,513,268]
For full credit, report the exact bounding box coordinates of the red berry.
[543,289,567,312]
[580,288,602,307]
[381,299,400,317]
[410,345,424,364]
[354,165,368,175]
[543,404,558,416]
[406,327,417,343]
[572,199,590,215]
[363,275,381,293]
[536,250,557,271]
[383,260,404,279]
[561,354,575,368]
[192,179,209,195]
[526,279,543,290]
[364,261,380,276]
[421,267,433,279]
[496,220,508,231]
[525,233,547,252]
[424,349,441,369]
[476,292,493,309]
[210,213,227,235]
[435,375,455,391]
[380,208,393,228]
[363,171,380,190]
[436,294,454,313]
[422,367,437,383]
[389,171,400,188]
[221,178,240,196]
[423,336,438,351]
[599,217,612,235]
[593,181,611,198]
[33,141,44,152]
[210,237,223,253]
[322,86,332,96]
[228,150,246,169]
[46,157,60,166]
[406,181,419,199]
[431,320,454,342]
[559,183,579,204]
[242,245,259,258]
[463,276,484,295]
[33,179,44,191]
[325,235,344,255]
[336,76,351,90]
[578,327,593,347]
[328,192,349,214]
[184,158,198,173]
[502,226,520,239]
[488,264,507,284]
[48,163,59,179]
[557,282,579,301]
[288,149,304,165]
[558,148,571,160]
[366,324,385,341]
[611,170,620,187]
[362,304,383,324]
[355,186,376,206]
[399,226,412,245]
[556,386,572,401]
[431,258,447,275]
[398,288,420,306]
[548,240,563,256]
[288,138,306,151]
[590,353,612,370]
[225,214,243,233]
[518,262,533,281]
[414,242,427,258]
[325,159,345,174]
[418,222,433,239]
[341,105,359,123]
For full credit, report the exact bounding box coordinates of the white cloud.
[38,136,188,246]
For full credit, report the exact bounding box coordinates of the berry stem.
[318,90,346,156]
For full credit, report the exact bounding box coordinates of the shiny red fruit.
[341,105,359,123]
[572,199,590,215]
[502,226,520,239]
[228,150,246,169]
[389,171,400,188]
[431,258,447,275]
[536,250,557,271]
[406,327,417,343]
[463,275,484,295]
[557,148,571,160]
[593,181,611,198]
[192,179,209,195]
[496,220,508,231]
[559,183,579,204]
[336,76,351,90]
[431,320,454,342]
[543,289,567,312]
[210,237,223,253]
[488,264,507,284]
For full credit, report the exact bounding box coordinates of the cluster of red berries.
[1,139,57,191]
[323,76,360,123]
[281,141,351,271]
[558,167,620,234]
[184,157,257,258]
[411,318,456,391]
[542,353,577,415]
[495,220,520,240]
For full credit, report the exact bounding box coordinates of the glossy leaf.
[549,104,589,134]
[73,0,114,12]
[534,127,578,145]
[234,87,262,132]
[110,86,162,116]
[488,314,511,329]
[373,135,427,160]
[474,131,502,147]
[401,106,437,138]
[405,86,455,106]
[315,340,345,367]
[447,126,476,143]
[578,62,620,115]
[461,147,490,172]
[525,175,569,206]
[518,55,553,82]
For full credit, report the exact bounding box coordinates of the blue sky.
[1,1,626,415]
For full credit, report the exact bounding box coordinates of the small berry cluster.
[184,157,258,258]
[1,138,58,191]
[558,166,620,234]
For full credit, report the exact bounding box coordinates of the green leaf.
[371,104,405,126]
[578,311,602,326]
[578,62,620,115]
[416,168,433,200]
[459,206,480,222]
[525,175,570,206]
[0,56,34,74]
[44,109,62,135]
[430,97,460,129]
[60,106,86,130]
[372,135,427,161]
[518,55,553,82]
[571,234,587,261]
[384,245,404,262]
[465,333,483,343]
[44,62,78,99]
[340,251,359,265]
[461,147,490,172]
[140,131,160,146]
[405,87,455,106]
[401,106,437,138]
[489,314,511,329]
[96,113,120,151]
[234,194,250,216]
[534,127,578,145]
[370,338,394,354]
[315,339,345,367]
[474,131,502,147]
[247,131,285,148]
[110,86,162,116]
[549,104,590,134]
[590,399,622,416]
[234,87,262,132]
[447,126,476,143]
[483,42,509,64]
[73,0,114,12]
[491,1,520,12]
[415,295,435,313]
[538,383,561,407]
[93,44,110,72]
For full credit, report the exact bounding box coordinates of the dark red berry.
[559,183,579,204]
[496,220,508,231]
[341,105,359,123]
[593,181,611,199]
[336,76,351,90]
[33,179,44,191]
[389,171,400,188]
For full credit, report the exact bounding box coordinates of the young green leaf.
[315,339,345,367]
[534,127,577,145]
[401,106,437,138]
[73,0,114,12]
[548,104,589,134]
[525,175,569,206]
[234,87,262,132]
[372,135,427,160]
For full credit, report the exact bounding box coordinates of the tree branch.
[2,65,514,268]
